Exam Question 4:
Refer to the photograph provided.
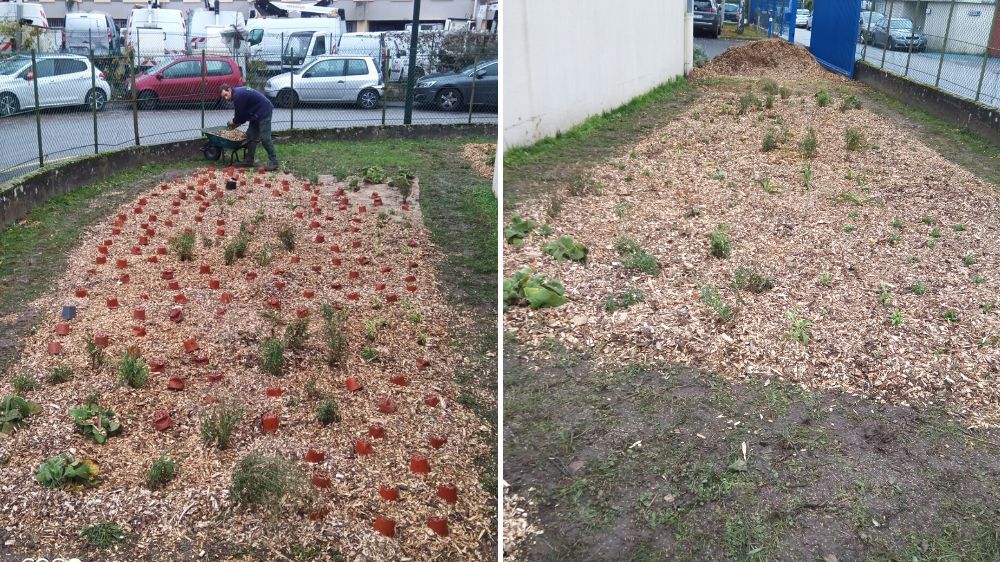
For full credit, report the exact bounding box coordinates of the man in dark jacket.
[220,84,278,170]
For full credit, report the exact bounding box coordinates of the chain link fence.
[0,27,497,182]
[857,0,999,108]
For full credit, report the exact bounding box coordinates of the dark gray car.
[413,60,498,112]
[694,0,723,37]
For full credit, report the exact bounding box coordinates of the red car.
[130,56,243,109]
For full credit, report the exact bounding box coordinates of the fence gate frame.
[808,0,863,77]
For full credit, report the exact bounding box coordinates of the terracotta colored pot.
[152,410,173,431]
[215,306,226,317]
[348,271,359,279]
[171,209,179,215]
[424,394,440,408]
[161,269,174,280]
[173,294,187,304]
[386,294,398,303]
[345,377,363,392]
[330,244,341,253]
[193,355,209,366]
[106,297,119,308]
[331,257,342,267]
[305,448,325,463]
[437,483,457,504]
[75,288,88,297]
[132,326,146,337]
[221,293,233,304]
[55,323,71,336]
[111,227,122,235]
[368,424,385,438]
[409,455,430,474]
[47,341,62,355]
[132,307,145,321]
[147,213,157,222]
[207,373,223,383]
[427,516,448,537]
[167,281,181,291]
[311,472,331,488]
[209,279,220,290]
[354,439,373,456]
[429,435,448,449]
[216,228,226,237]
[94,334,110,347]
[273,267,283,276]
[331,282,343,290]
[373,517,395,538]
[417,359,430,370]
[295,210,304,219]
[375,283,385,291]
[378,397,396,414]
[311,265,322,273]
[199,265,212,274]
[95,256,107,265]
[274,280,286,290]
[267,297,280,309]
[390,375,407,386]
[183,338,198,353]
[406,285,418,293]
[358,206,367,214]
[347,292,359,301]
[266,386,282,397]
[167,376,185,391]
[315,234,325,243]
[303,290,315,299]
[262,412,279,433]
[379,485,399,501]
[246,272,257,282]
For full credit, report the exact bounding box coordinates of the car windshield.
[455,61,493,76]
[724,4,739,12]
[284,32,312,57]
[889,19,913,30]
[0,56,29,75]
[797,9,810,16]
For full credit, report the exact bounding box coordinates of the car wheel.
[0,92,19,117]
[357,88,380,110]
[137,90,158,110]
[435,88,462,112]
[86,88,107,112]
[277,89,298,109]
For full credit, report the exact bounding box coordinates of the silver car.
[0,54,112,117]
[264,55,384,109]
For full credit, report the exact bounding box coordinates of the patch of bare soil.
[0,168,493,560]
[463,144,496,179]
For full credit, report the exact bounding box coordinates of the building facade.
[869,0,998,54]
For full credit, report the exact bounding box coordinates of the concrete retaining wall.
[855,62,1000,144]
[0,123,495,230]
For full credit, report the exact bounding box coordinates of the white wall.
[923,2,997,54]
[503,0,688,150]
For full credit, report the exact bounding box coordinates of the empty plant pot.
[138,236,149,246]
[373,517,396,538]
[406,285,418,293]
[167,376,185,391]
[378,397,397,414]
[55,323,71,336]
[132,326,146,337]
[94,334,110,347]
[331,282,343,290]
[417,359,430,370]
[47,341,63,355]
[409,262,418,269]
[309,220,320,229]
[303,290,315,299]
[207,373,223,383]
[221,293,233,304]
[375,283,385,291]
[311,473,332,489]
[311,265,322,273]
[267,297,281,309]
[409,455,430,474]
[331,258,342,267]
[74,288,88,298]
[246,272,257,281]
[305,448,325,463]
[262,412,279,433]
[295,307,309,319]
[358,206,367,213]
[330,244,341,253]
[380,266,392,273]
[424,394,440,408]
[152,410,173,431]
[157,246,168,255]
[183,339,198,353]
[402,204,410,211]
[273,280,286,290]
[315,234,325,243]
[119,274,130,284]
[352,240,362,249]
[95,256,107,265]
[345,377,363,392]
[146,256,159,264]
[162,269,175,280]
[266,386,282,397]
[429,435,448,449]
[427,516,449,537]
[209,279,220,290]
[354,439,373,456]
[62,305,77,320]
[199,265,212,274]
[358,256,369,266]
[216,228,226,237]
[386,294,399,303]
[290,255,301,264]
[130,246,141,255]
[379,486,399,501]
[437,483,457,504]
[169,307,183,323]
[133,307,146,321]
[295,211,304,219]
[106,297,119,309]
[195,216,204,223]
[193,355,209,366]
[368,424,385,438]
[349,271,359,280]
[216,219,225,226]
[147,214,157,222]
[347,292,359,301]
[405,275,416,283]
[173,294,188,304]
[390,375,408,386]
[167,281,181,291]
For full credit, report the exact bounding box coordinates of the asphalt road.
[0,102,496,182]
[694,35,741,59]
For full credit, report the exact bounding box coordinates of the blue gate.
[809,0,863,76]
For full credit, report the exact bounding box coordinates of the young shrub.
[762,127,782,152]
[699,285,734,323]
[304,377,324,400]
[839,95,862,111]
[317,399,341,425]
[799,128,818,158]
[256,243,274,266]
[760,79,780,95]
[815,90,832,107]
[11,373,38,393]
[764,94,775,109]
[277,225,295,250]
[614,236,659,275]
[229,453,305,513]
[844,128,866,151]
[320,304,348,368]
[36,453,100,489]
[169,229,196,261]
[146,453,176,490]
[81,522,126,548]
[283,318,309,351]
[733,266,774,293]
[543,235,588,262]
[779,86,791,99]
[389,173,413,203]
[201,402,243,450]
[85,338,106,370]
[259,338,285,376]
[117,350,149,388]
[360,346,380,362]
[709,225,732,258]
[48,365,73,384]
[738,92,762,114]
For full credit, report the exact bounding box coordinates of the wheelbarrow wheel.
[203,144,222,161]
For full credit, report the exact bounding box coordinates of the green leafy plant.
[892,218,903,229]
[47,365,73,384]
[86,336,107,369]
[229,453,305,513]
[762,126,782,152]
[952,224,966,232]
[360,346,380,362]
[11,373,38,393]
[760,79,779,95]
[170,229,196,261]
[81,522,125,548]
[69,401,121,444]
[283,319,309,351]
[407,311,423,324]
[388,173,413,203]
[317,399,341,425]
[785,308,813,345]
[942,311,959,323]
[911,281,927,296]
[839,95,862,111]
[843,225,856,233]
[756,174,782,194]
[201,402,243,450]
[844,128,866,151]
[764,94,774,109]
[802,162,813,190]
[964,253,976,266]
[359,165,387,184]
[604,289,644,313]
[614,236,659,275]
[256,243,274,266]
[0,395,41,434]
[733,266,773,293]
[929,228,941,239]
[709,225,732,258]
[815,90,832,107]
[738,92,762,114]
[146,453,176,490]
[543,236,588,263]
[877,284,893,307]
[504,214,538,246]
[36,453,100,489]
[223,223,252,265]
[889,309,903,327]
[700,285,734,323]
[820,273,833,287]
[503,268,568,310]
[117,350,149,388]
[259,338,286,376]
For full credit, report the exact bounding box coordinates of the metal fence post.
[289,48,294,130]
[467,52,479,124]
[975,5,998,102]
[403,0,423,125]
[881,0,896,69]
[91,49,98,154]
[862,7,876,60]
[130,54,139,146]
[201,49,206,130]
[381,42,388,126]
[31,50,43,168]
[935,0,957,87]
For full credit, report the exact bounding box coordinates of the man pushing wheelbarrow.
[220,83,279,170]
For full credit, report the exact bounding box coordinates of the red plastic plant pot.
[74,288,88,298]
[330,244,341,253]
[274,280,286,290]
[352,240,362,249]
[368,424,385,439]
[429,435,448,449]
[295,210,305,219]
[380,266,392,274]
[162,269,175,280]
[174,294,188,304]
[130,246,141,256]
[273,267,283,276]
[311,472,332,489]
[379,486,399,501]
[267,297,281,310]
[167,281,181,291]
[133,307,146,321]
[221,293,234,304]
[216,228,226,237]
[305,448,325,463]
[246,271,258,282]
[147,213,157,222]
[407,241,418,249]
[389,375,407,386]
[157,246,168,255]
[346,292,360,301]
[139,235,149,245]
[169,307,183,323]
[427,516,449,537]
[290,255,301,264]
[216,219,226,226]
[315,234,325,243]
[106,297,119,309]
[266,386,282,398]
[303,290,315,299]
[119,274,131,284]
[437,483,458,504]
[152,410,173,431]
[193,355,209,366]
[47,341,63,355]
[405,275,417,283]
[309,220,320,229]
[409,262,419,269]
[111,228,122,235]
[424,394,440,408]
[132,326,146,337]
[150,358,166,373]
[262,412,279,433]
[195,216,204,224]
[94,334,110,347]
[183,338,199,353]
[375,283,385,291]
[200,265,212,275]
[386,294,401,304]
[373,516,396,538]
[167,376,186,391]
[355,439,373,456]
[209,279,220,290]
[331,282,343,290]
[207,373,223,383]
[377,397,397,414]
[55,323,71,336]
[345,377,363,392]
[95,256,107,265]
[331,258,342,267]
[417,359,430,370]
[406,285,418,293]
[348,271,359,280]
[295,307,309,319]
[146,256,159,264]
[358,256,369,266]
[311,265,322,273]
[409,455,430,474]
[358,206,367,214]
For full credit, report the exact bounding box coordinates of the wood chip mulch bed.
[462,144,496,180]
[0,167,494,560]
[504,70,999,428]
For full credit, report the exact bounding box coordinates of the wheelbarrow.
[201,126,248,165]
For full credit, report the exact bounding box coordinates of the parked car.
[264,55,383,109]
[693,0,723,38]
[870,17,926,51]
[0,54,111,117]
[129,56,243,109]
[413,59,497,112]
[795,9,811,28]
[859,11,887,43]
[723,3,742,24]
[64,12,121,55]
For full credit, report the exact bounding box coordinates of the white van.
[125,8,186,68]
[336,32,429,82]
[246,16,346,72]
[65,12,120,55]
[0,2,58,53]
[187,9,244,53]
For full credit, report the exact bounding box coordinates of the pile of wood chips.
[502,481,542,560]
[462,143,496,179]
[505,77,1000,428]
[692,38,830,80]
[215,129,247,142]
[0,168,495,560]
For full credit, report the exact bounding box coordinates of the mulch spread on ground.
[0,168,494,560]
[462,144,496,180]
[504,76,999,429]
